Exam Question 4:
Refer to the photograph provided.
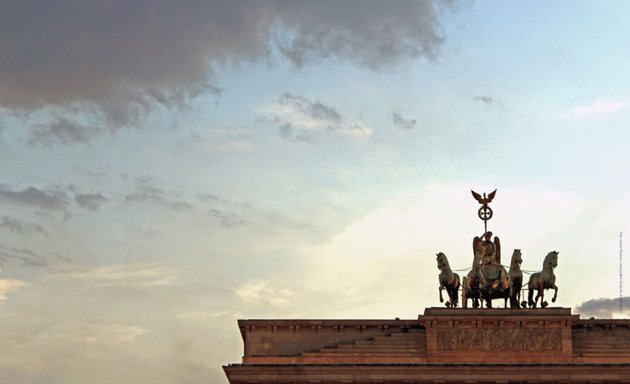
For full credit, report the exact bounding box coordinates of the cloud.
[125,193,192,211]
[41,321,147,346]
[473,94,495,105]
[561,100,630,119]
[0,279,26,301]
[209,209,247,228]
[260,93,372,140]
[575,297,630,319]
[0,185,69,211]
[392,112,417,130]
[0,216,48,236]
[124,177,192,211]
[0,276,27,301]
[473,94,506,110]
[234,281,295,308]
[0,1,457,140]
[29,117,102,146]
[74,193,109,210]
[0,246,47,267]
[54,264,175,287]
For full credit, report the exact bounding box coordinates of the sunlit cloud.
[54,264,176,287]
[44,322,147,346]
[0,277,27,301]
[259,93,373,141]
[234,281,295,308]
[561,100,630,118]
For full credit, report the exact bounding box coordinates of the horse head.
[436,252,450,271]
[543,251,558,270]
[510,249,522,270]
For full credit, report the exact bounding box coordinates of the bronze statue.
[462,251,484,308]
[508,249,523,308]
[527,251,559,308]
[471,189,496,233]
[436,252,460,308]
[436,188,560,310]
[473,231,501,265]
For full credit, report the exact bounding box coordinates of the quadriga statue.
[436,252,460,308]
[527,251,559,308]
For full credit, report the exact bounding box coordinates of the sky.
[1,1,630,383]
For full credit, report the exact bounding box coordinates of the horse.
[436,252,460,308]
[527,251,559,308]
[508,249,523,308]
[462,251,484,308]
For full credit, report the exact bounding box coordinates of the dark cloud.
[0,1,458,141]
[74,193,109,210]
[29,117,102,146]
[575,297,630,318]
[275,1,457,70]
[0,216,48,236]
[0,185,69,211]
[392,112,417,130]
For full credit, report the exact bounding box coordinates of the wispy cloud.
[392,112,417,130]
[124,177,192,211]
[260,93,372,141]
[0,216,48,236]
[49,322,147,346]
[125,193,192,211]
[55,264,176,287]
[0,185,69,211]
[29,117,102,146]
[0,245,48,267]
[75,193,109,210]
[473,94,506,111]
[561,100,630,118]
[209,209,247,228]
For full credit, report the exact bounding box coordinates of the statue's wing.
[471,190,482,203]
[487,189,497,202]
[494,236,501,264]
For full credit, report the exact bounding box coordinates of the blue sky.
[1,1,630,383]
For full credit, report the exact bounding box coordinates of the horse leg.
[528,286,534,308]
[552,284,558,303]
[439,285,444,303]
[538,285,546,308]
